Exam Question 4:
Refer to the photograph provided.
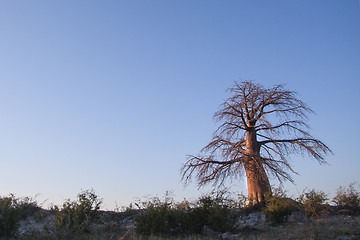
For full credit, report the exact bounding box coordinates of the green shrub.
[134,191,239,235]
[0,194,39,238]
[0,194,19,238]
[298,189,328,217]
[333,183,360,211]
[263,188,295,225]
[53,189,102,238]
[135,195,180,235]
[183,194,238,233]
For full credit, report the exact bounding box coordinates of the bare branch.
[181,80,332,200]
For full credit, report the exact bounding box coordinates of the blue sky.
[0,1,359,209]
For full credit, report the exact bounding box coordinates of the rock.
[121,216,136,230]
[219,232,242,239]
[337,209,355,216]
[235,212,266,230]
[17,211,56,236]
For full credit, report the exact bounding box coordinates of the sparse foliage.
[0,194,40,238]
[182,81,331,203]
[0,187,359,239]
[183,192,239,233]
[333,183,360,210]
[263,188,295,225]
[298,189,328,217]
[53,189,102,238]
[0,194,19,238]
[134,194,179,235]
[134,191,239,235]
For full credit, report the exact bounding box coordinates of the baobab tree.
[182,81,331,203]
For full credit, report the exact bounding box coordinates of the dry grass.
[15,215,360,240]
[113,215,360,240]
[235,215,360,240]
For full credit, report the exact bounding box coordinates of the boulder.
[235,212,266,230]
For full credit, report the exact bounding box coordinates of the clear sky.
[0,1,359,210]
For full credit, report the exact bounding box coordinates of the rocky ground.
[13,208,360,240]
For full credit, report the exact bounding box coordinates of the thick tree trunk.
[245,128,271,203]
[244,160,271,203]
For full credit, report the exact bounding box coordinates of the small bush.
[0,194,40,238]
[134,191,239,235]
[135,195,180,235]
[298,189,328,217]
[182,194,237,233]
[0,194,19,238]
[333,183,360,211]
[53,189,102,238]
[263,188,296,225]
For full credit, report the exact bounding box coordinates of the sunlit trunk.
[245,128,271,203]
[244,160,271,203]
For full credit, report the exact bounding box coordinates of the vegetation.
[298,189,329,218]
[134,194,180,235]
[52,189,102,239]
[0,185,359,239]
[333,183,360,211]
[134,191,239,236]
[0,194,40,238]
[182,81,331,204]
[263,188,296,225]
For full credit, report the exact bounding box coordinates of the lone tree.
[182,81,331,203]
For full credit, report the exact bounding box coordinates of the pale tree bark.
[244,161,270,203]
[181,81,331,203]
[244,129,271,203]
